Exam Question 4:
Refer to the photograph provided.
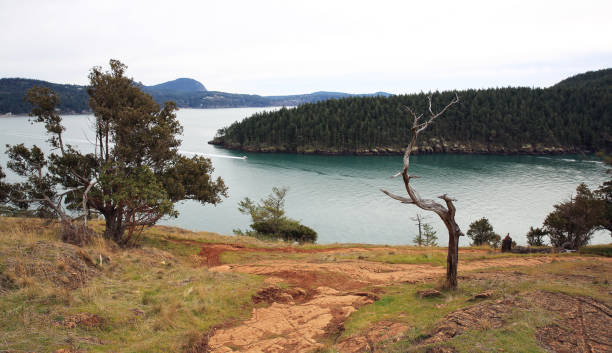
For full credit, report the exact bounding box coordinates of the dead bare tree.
[381,93,462,289]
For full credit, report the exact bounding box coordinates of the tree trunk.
[445,228,459,289]
[103,211,125,245]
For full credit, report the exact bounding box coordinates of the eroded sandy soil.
[210,256,559,285]
[199,244,611,353]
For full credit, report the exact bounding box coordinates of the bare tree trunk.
[381,94,462,289]
[446,228,460,288]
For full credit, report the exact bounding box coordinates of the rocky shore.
[208,139,587,155]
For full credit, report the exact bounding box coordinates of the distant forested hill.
[0,77,390,114]
[0,78,90,115]
[145,78,207,92]
[553,68,612,90]
[211,70,612,155]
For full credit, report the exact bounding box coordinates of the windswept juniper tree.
[4,60,227,246]
[381,94,462,289]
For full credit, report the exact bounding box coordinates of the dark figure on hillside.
[501,234,512,252]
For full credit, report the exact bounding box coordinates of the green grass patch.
[140,236,201,257]
[343,259,612,352]
[342,282,488,341]
[342,251,447,267]
[442,308,552,353]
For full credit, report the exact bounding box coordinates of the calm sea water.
[1,108,609,246]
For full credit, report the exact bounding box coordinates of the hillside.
[1,217,611,352]
[0,78,90,115]
[211,69,612,155]
[0,77,390,114]
[554,68,612,90]
[145,77,207,92]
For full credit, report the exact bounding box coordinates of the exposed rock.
[131,308,145,316]
[420,291,612,353]
[207,287,375,352]
[335,336,371,353]
[418,289,442,298]
[210,139,585,156]
[336,321,410,353]
[425,298,517,343]
[469,290,495,301]
[425,347,459,353]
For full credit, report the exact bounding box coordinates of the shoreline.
[208,140,595,156]
[0,106,291,118]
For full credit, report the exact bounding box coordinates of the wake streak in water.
[179,150,247,160]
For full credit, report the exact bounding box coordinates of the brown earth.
[54,312,104,329]
[196,243,611,353]
[194,243,404,267]
[210,256,561,286]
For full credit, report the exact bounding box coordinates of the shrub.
[252,220,317,244]
[526,227,548,246]
[467,217,500,247]
[238,186,317,243]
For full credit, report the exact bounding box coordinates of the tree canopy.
[211,83,611,154]
[543,184,603,249]
[2,60,227,246]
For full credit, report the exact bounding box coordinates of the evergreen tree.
[3,60,228,247]
[422,224,438,247]
[411,214,427,246]
[211,83,611,155]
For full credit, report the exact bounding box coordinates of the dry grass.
[0,217,265,352]
[1,217,610,352]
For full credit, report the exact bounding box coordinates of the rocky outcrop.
[208,139,586,156]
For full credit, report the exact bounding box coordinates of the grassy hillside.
[1,217,610,352]
[0,218,270,352]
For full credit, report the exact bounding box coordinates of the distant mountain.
[553,68,612,89]
[0,77,391,114]
[145,78,207,92]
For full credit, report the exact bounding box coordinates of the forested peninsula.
[210,69,612,155]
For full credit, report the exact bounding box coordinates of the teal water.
[0,108,609,246]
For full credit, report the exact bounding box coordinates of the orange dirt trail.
[200,244,607,353]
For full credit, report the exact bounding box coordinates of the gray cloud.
[1,0,611,94]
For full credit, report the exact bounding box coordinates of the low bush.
[579,244,612,257]
[251,219,317,243]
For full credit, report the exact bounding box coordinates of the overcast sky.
[1,0,610,95]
